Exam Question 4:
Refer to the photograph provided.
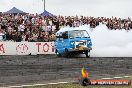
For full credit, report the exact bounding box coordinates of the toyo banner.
[0,42,55,55]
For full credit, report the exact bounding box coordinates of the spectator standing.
[0,29,6,41]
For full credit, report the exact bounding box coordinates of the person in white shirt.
[0,32,4,41]
[0,29,5,41]
[18,24,25,33]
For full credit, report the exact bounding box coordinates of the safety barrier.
[0,42,55,55]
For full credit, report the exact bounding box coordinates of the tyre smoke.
[90,24,132,57]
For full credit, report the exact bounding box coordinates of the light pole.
[43,0,45,12]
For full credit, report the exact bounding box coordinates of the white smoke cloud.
[90,24,132,57]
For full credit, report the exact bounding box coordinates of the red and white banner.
[0,42,55,55]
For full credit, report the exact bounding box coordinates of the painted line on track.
[113,77,123,79]
[101,78,113,79]
[4,81,76,88]
[102,75,131,79]
[123,76,131,78]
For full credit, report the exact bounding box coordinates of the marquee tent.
[40,10,54,16]
[4,7,27,15]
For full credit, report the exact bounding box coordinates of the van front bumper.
[69,47,92,52]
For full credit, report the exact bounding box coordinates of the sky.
[0,0,132,18]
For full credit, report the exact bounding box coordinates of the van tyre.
[85,50,90,58]
[55,49,61,57]
[65,49,70,58]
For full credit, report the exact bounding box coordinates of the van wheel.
[85,50,90,58]
[65,49,70,58]
[56,49,61,57]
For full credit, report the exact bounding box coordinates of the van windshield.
[69,30,90,38]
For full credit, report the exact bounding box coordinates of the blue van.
[55,29,92,58]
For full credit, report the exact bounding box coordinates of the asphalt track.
[0,55,132,87]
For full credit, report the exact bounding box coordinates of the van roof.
[56,26,89,34]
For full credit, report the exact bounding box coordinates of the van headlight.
[71,41,75,45]
[87,41,91,44]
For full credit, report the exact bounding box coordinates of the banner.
[0,42,55,55]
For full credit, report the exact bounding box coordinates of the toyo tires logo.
[16,44,28,53]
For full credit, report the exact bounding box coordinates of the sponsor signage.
[0,42,55,55]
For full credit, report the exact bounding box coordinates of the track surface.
[0,55,132,87]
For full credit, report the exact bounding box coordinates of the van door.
[56,31,69,54]
[61,31,69,52]
[55,36,64,54]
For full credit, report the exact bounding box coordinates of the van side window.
[62,31,68,39]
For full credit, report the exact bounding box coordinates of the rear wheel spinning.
[85,50,90,58]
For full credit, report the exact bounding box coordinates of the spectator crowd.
[0,12,132,42]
